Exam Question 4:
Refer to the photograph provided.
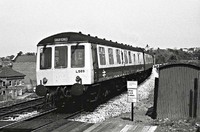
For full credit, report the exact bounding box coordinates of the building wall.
[0,87,23,101]
[12,62,36,86]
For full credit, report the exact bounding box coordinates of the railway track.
[0,97,55,130]
[0,108,83,132]
[0,108,57,130]
[0,97,45,118]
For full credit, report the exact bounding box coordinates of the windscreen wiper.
[71,43,80,54]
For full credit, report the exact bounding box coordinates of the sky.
[0,0,200,57]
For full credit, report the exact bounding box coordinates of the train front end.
[35,34,94,107]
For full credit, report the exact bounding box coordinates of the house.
[0,67,26,101]
[12,54,36,87]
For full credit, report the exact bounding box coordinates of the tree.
[17,51,23,56]
[155,54,166,64]
[193,50,200,60]
[167,54,178,63]
[10,55,15,60]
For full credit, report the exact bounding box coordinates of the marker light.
[75,76,82,84]
[43,77,48,84]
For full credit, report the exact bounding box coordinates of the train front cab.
[35,42,94,105]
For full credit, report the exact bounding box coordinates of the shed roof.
[0,67,25,78]
[159,63,200,71]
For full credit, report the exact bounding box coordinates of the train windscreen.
[55,46,68,68]
[71,45,85,68]
[40,47,52,69]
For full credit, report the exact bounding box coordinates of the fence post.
[193,78,198,118]
[152,77,159,119]
[189,89,193,118]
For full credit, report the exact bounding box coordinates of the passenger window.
[108,48,114,65]
[128,51,132,64]
[138,53,140,64]
[121,51,124,63]
[133,54,136,63]
[124,51,128,64]
[99,47,106,65]
[71,45,85,68]
[55,46,68,68]
[116,49,121,64]
[40,47,52,69]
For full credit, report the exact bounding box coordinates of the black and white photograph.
[0,0,200,131]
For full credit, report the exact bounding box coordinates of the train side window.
[108,48,114,65]
[71,45,85,68]
[99,47,106,65]
[133,54,136,64]
[55,46,68,68]
[146,55,148,64]
[145,55,147,64]
[116,49,121,64]
[128,51,132,64]
[124,51,128,64]
[138,53,140,64]
[40,47,52,69]
[121,51,124,63]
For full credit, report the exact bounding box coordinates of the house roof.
[0,67,25,78]
[14,55,36,63]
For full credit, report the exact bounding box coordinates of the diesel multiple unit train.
[36,32,154,108]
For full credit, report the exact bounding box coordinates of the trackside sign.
[127,81,138,103]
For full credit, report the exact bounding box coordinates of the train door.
[91,44,99,82]
[143,52,146,71]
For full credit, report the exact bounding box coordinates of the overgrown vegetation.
[148,48,200,67]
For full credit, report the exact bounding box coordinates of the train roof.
[37,32,144,52]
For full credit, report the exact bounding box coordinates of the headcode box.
[127,81,138,103]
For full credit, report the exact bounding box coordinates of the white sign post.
[127,81,138,121]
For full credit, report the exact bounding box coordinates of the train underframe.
[43,68,152,111]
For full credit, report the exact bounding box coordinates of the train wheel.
[100,88,109,103]
[83,86,101,111]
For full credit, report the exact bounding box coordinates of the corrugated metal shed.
[155,63,200,119]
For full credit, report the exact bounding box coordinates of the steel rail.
[0,108,57,130]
